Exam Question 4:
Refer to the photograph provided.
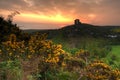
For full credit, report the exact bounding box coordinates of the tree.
[7,11,20,23]
[0,16,22,42]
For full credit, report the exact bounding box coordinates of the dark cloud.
[31,0,96,16]
[0,0,98,16]
[90,0,120,25]
[0,0,119,16]
[0,0,27,10]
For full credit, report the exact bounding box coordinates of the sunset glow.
[88,14,96,19]
[17,13,72,23]
[0,0,120,29]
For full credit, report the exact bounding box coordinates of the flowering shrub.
[0,33,66,79]
[86,60,120,80]
[0,33,120,80]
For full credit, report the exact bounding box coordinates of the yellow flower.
[9,52,12,56]
[17,55,19,58]
[62,62,66,67]
[28,55,31,59]
[13,49,15,51]
[7,48,10,51]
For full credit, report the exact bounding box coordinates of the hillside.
[60,22,120,38]
[0,17,120,80]
[28,19,119,41]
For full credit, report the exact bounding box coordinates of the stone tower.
[74,19,81,25]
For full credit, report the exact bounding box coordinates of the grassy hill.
[23,22,120,39]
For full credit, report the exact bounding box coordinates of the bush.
[0,60,22,80]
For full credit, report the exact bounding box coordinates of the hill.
[60,19,120,38]
[31,19,120,39]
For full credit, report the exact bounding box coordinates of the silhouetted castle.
[74,19,81,25]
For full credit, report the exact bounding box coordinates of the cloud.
[0,0,120,16]
[90,0,120,25]
[0,0,99,17]
[31,0,96,16]
[0,0,27,10]
[0,0,120,29]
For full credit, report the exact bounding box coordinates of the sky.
[0,0,120,29]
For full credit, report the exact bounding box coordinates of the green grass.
[52,36,120,69]
[105,45,120,69]
[111,45,120,59]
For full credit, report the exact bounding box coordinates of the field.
[0,17,120,80]
[111,45,120,58]
[108,45,120,68]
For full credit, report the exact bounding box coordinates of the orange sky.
[0,0,120,29]
[2,11,97,29]
[15,13,95,24]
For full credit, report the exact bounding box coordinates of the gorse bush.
[0,33,120,80]
[0,33,65,60]
[0,33,67,79]
[87,60,120,80]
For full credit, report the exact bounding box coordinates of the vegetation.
[0,16,120,80]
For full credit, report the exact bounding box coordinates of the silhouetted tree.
[0,16,22,42]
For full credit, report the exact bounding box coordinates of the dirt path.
[21,57,40,80]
